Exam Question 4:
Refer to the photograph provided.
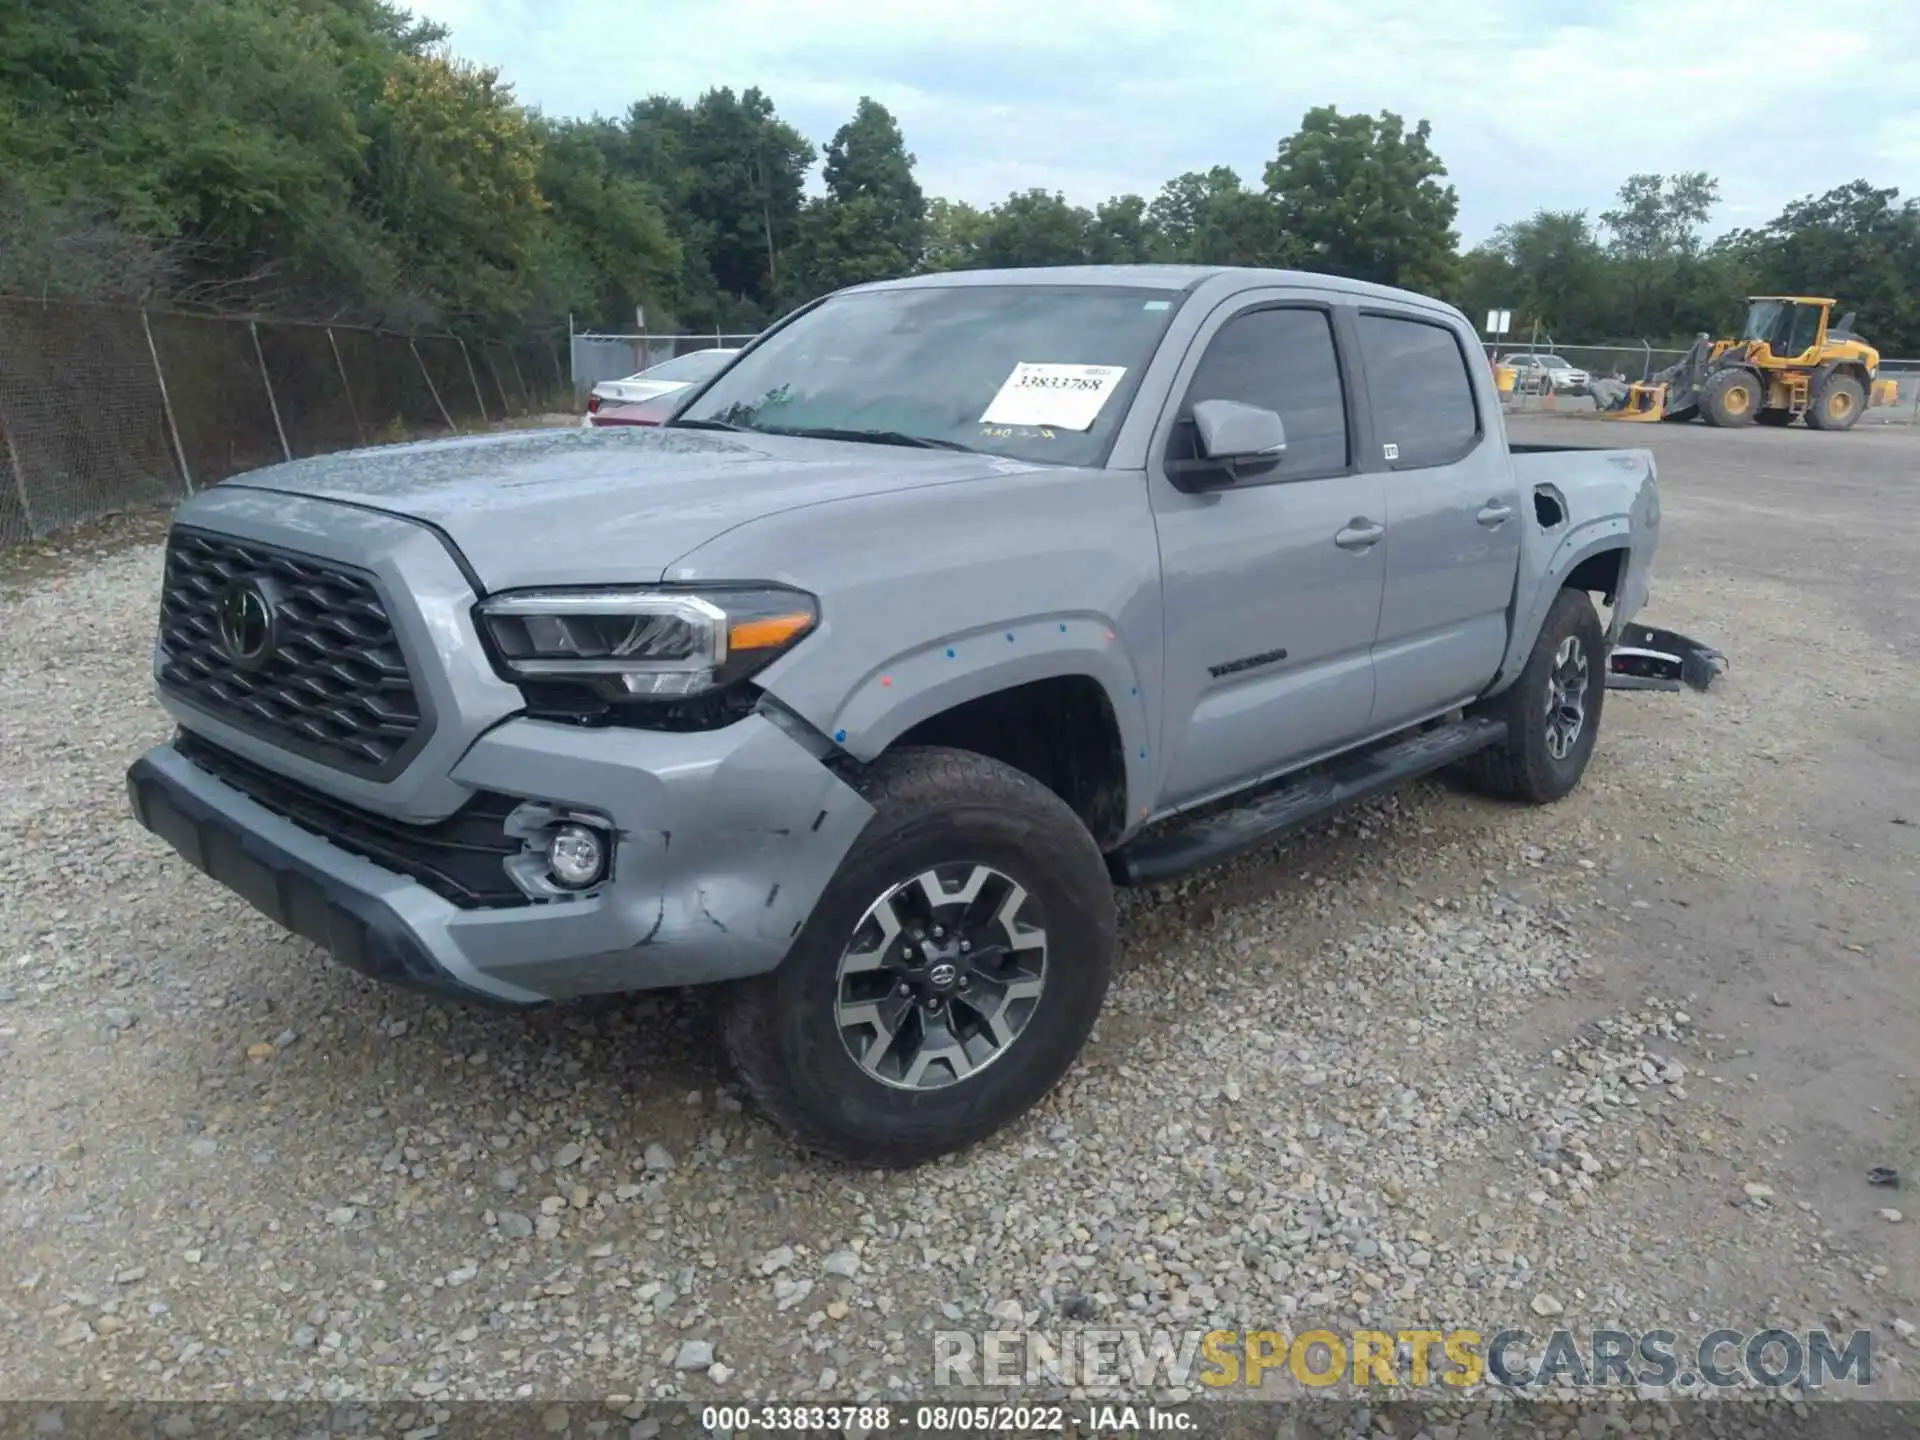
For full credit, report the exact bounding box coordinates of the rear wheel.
[1701,368,1762,427]
[1466,587,1606,805]
[1807,372,1865,431]
[723,747,1116,1168]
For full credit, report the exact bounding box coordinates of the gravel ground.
[0,417,1914,1411]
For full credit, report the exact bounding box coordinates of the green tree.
[1600,172,1719,261]
[922,197,992,271]
[1730,181,1920,353]
[1147,167,1244,261]
[679,87,814,306]
[786,97,926,301]
[1599,172,1721,333]
[1188,190,1296,269]
[976,189,1094,268]
[530,118,680,330]
[362,50,549,327]
[613,95,731,325]
[1451,244,1521,336]
[821,98,924,240]
[1490,210,1609,337]
[1263,106,1459,292]
[1084,194,1156,264]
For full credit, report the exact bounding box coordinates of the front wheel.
[1807,372,1865,431]
[1701,367,1762,427]
[723,747,1116,1167]
[1466,587,1606,804]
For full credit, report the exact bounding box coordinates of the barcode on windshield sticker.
[979,363,1127,431]
[1143,300,1170,311]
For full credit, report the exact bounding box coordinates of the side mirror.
[1171,399,1287,491]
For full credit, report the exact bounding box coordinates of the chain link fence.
[569,331,758,395]
[0,296,571,549]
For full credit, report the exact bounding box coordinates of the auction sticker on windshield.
[980,363,1127,431]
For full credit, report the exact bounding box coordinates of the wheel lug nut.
[897,982,912,997]
[959,940,971,953]
[932,925,945,938]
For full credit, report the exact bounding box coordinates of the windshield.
[638,349,736,383]
[1742,301,1786,343]
[674,284,1184,465]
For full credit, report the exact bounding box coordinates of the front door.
[1354,308,1522,727]
[1148,297,1387,810]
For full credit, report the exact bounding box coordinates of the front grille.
[158,528,426,777]
[176,732,531,909]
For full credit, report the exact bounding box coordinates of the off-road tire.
[1466,587,1606,805]
[1701,367,1762,428]
[722,746,1116,1168]
[1806,371,1866,432]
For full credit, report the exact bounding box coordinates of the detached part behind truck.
[128,265,1671,1167]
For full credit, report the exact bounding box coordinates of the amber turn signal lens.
[728,612,814,652]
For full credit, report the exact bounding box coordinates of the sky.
[401,0,1920,246]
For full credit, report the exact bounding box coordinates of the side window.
[1357,313,1480,468]
[1173,307,1349,479]
[1784,306,1821,356]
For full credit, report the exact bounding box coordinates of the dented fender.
[1488,451,1661,698]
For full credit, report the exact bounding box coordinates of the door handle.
[1334,518,1384,551]
[1477,500,1514,527]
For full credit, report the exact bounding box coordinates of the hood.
[220,426,1028,589]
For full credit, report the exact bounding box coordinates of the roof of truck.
[851,264,1462,314]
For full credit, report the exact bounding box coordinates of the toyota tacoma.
[128,265,1671,1166]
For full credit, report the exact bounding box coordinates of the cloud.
[403,0,1920,242]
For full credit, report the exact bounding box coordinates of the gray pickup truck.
[128,265,1669,1166]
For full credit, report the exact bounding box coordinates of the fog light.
[546,823,606,889]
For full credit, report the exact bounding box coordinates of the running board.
[1112,715,1508,887]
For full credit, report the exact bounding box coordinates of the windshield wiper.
[763,425,977,453]
[667,417,752,432]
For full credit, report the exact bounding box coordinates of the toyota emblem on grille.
[217,579,278,669]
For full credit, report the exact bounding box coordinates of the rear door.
[1355,307,1522,728]
[1147,293,1387,809]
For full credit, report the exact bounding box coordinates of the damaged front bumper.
[1607,623,1728,693]
[128,713,876,1006]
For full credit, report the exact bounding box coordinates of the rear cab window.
[1356,312,1482,469]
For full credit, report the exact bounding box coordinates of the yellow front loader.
[1605,297,1888,431]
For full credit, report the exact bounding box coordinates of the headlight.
[476,586,817,700]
